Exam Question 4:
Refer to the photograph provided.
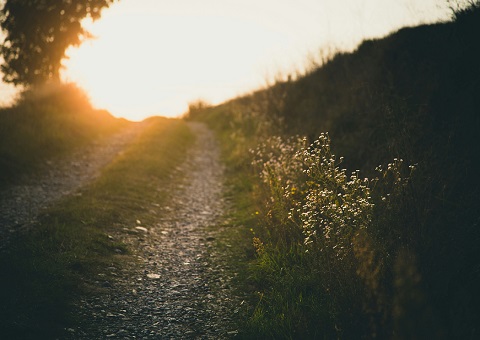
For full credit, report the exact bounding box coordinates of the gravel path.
[0,123,147,250]
[68,122,244,339]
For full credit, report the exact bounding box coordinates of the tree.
[0,0,117,86]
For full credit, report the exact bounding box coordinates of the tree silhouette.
[0,0,116,86]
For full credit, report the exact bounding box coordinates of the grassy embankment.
[0,83,129,189]
[187,4,480,339]
[0,85,194,338]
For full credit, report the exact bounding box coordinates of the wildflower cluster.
[296,133,374,257]
[375,158,416,204]
[252,133,414,258]
[251,135,306,192]
[251,136,307,240]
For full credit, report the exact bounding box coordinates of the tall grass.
[248,135,422,338]
[188,3,480,338]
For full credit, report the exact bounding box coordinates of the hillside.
[0,83,130,189]
[187,5,480,339]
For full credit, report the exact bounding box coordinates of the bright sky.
[1,0,451,121]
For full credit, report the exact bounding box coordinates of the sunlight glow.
[58,1,447,120]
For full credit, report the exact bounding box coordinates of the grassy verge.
[0,83,129,189]
[186,105,268,336]
[0,117,194,338]
[186,5,480,337]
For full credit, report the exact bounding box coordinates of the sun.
[61,1,294,121]
[60,0,450,122]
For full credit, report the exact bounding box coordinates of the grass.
[0,116,194,338]
[186,3,480,338]
[2,3,479,338]
[0,83,129,189]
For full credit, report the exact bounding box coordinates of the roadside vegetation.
[0,83,129,189]
[1,1,479,339]
[0,106,194,338]
[186,3,480,338]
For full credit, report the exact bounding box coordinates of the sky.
[0,0,451,121]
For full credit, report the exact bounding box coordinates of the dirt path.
[69,122,243,339]
[0,123,148,250]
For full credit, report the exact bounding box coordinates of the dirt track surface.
[0,123,147,249]
[68,122,243,339]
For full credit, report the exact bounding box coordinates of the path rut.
[69,122,243,339]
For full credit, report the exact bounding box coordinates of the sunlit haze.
[1,0,450,121]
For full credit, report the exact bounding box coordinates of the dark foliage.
[0,0,116,85]
[267,10,480,337]
[189,3,480,338]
